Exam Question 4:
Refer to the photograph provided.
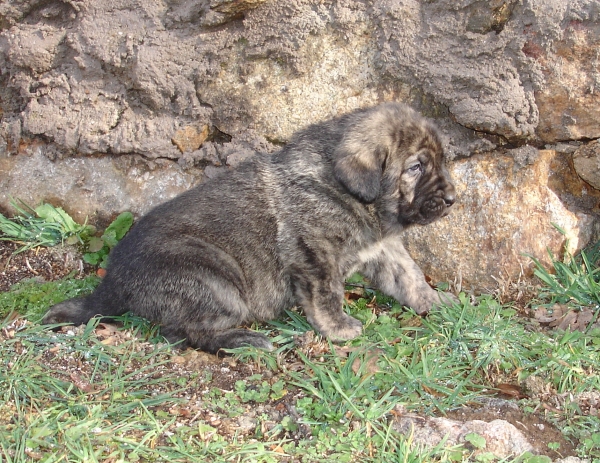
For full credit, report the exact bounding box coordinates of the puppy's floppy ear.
[332,137,386,203]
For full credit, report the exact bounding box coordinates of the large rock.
[2,143,596,289]
[2,0,598,157]
[404,149,598,287]
[0,147,200,223]
[528,3,600,143]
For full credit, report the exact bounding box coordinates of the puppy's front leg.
[293,272,363,342]
[358,237,455,315]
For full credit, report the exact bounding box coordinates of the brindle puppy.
[43,103,456,353]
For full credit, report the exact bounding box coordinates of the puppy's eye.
[408,163,422,173]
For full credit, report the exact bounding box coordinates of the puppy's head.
[332,103,455,227]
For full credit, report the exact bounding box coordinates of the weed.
[0,199,134,270]
[83,212,133,268]
[464,432,486,450]
[112,312,166,344]
[0,199,95,254]
[529,227,600,309]
[227,344,280,371]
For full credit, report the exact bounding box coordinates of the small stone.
[393,415,534,458]
[171,125,209,153]
[237,415,257,432]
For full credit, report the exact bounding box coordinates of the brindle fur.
[43,103,456,354]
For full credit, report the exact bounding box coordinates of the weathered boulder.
[0,147,200,223]
[404,149,598,287]
[1,0,600,289]
[2,0,597,157]
[573,141,600,191]
[531,6,600,143]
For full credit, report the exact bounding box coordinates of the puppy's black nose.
[444,194,456,207]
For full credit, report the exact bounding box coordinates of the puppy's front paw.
[412,289,457,315]
[437,291,459,307]
[318,314,363,342]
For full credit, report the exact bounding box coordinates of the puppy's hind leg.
[197,329,274,355]
[157,275,275,354]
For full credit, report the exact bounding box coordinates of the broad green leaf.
[34,204,79,232]
[101,229,118,248]
[464,432,486,449]
[83,253,100,265]
[87,236,106,253]
[105,212,134,240]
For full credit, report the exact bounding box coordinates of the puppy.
[43,103,456,353]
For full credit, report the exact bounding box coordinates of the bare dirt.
[0,240,580,459]
[0,240,91,292]
[445,402,577,457]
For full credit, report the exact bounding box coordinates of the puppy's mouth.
[399,198,452,226]
[423,190,456,218]
[396,190,456,227]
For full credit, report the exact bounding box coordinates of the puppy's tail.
[42,296,120,326]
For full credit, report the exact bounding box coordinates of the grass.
[529,229,600,311]
[0,200,95,254]
[1,240,600,460]
[0,275,100,321]
[0,199,133,269]
[0,320,185,462]
[1,283,598,461]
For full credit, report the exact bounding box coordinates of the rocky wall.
[1,0,600,288]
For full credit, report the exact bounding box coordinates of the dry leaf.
[366,296,378,308]
[552,311,578,330]
[351,350,382,375]
[533,304,566,324]
[70,373,97,393]
[535,304,600,332]
[422,384,445,397]
[100,336,119,346]
[275,402,286,412]
[333,346,384,375]
[344,287,365,301]
[425,274,435,288]
[332,345,354,357]
[95,323,120,337]
[270,444,286,454]
[169,406,191,417]
[496,383,527,399]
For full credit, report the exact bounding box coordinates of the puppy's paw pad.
[41,298,90,325]
[41,310,65,325]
